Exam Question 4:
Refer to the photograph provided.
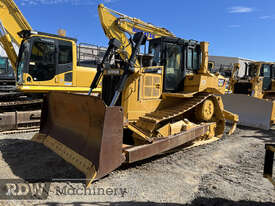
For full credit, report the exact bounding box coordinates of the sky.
[13,0,275,61]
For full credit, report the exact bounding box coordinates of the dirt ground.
[0,125,274,206]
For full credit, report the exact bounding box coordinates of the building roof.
[209,55,256,62]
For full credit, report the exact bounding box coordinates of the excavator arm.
[90,4,176,95]
[0,0,32,69]
[98,4,175,66]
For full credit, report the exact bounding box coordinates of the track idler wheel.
[195,99,215,121]
[195,96,225,138]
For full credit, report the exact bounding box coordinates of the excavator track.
[0,92,42,132]
[134,93,225,140]
[0,128,39,135]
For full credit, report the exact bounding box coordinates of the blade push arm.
[88,38,122,95]
[110,32,147,106]
[89,32,147,107]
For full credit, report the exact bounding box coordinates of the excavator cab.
[0,56,15,91]
[15,30,101,93]
[17,31,75,86]
[0,57,8,74]
[0,0,102,94]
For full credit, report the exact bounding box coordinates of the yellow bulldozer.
[33,4,238,186]
[222,61,275,130]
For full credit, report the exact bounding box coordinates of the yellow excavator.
[222,61,275,130]
[0,0,100,93]
[33,4,238,186]
[0,0,101,131]
[0,56,15,90]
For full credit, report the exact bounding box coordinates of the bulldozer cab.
[233,63,260,95]
[148,37,201,93]
[98,36,203,107]
[223,62,275,130]
[260,63,274,91]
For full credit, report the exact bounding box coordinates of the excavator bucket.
[221,94,273,130]
[32,92,124,187]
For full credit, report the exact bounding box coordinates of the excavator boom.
[0,0,31,45]
[98,4,175,64]
[0,0,32,69]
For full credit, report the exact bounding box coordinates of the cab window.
[149,43,161,66]
[271,65,275,79]
[165,44,182,91]
[260,64,271,77]
[29,38,56,81]
[187,48,192,69]
[59,41,72,64]
[248,64,257,77]
[186,47,201,71]
[0,58,7,74]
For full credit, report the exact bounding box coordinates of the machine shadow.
[0,138,85,183]
[0,137,200,184]
[236,125,275,143]
[34,197,275,206]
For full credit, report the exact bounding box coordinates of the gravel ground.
[0,125,274,206]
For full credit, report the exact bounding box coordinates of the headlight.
[218,79,225,87]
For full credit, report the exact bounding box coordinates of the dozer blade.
[32,92,124,187]
[221,94,273,130]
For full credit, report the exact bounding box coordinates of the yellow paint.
[230,61,275,125]
[0,0,32,69]
[98,4,175,67]
[15,34,101,93]
[0,1,101,94]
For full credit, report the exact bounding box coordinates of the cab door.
[55,40,73,86]
[24,37,58,86]
[261,64,272,91]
